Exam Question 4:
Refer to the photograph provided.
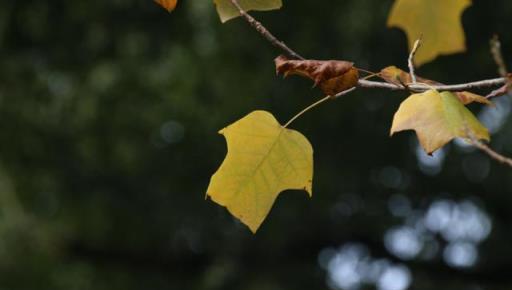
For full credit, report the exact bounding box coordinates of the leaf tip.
[155,0,178,12]
[300,179,313,197]
[248,224,259,234]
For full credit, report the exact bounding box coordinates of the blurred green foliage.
[0,0,512,289]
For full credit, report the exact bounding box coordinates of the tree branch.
[229,0,304,60]
[229,1,508,94]
[358,78,507,92]
[228,1,511,168]
[478,144,512,167]
[463,127,512,168]
[471,140,512,168]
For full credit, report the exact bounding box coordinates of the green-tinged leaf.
[214,0,282,23]
[387,0,471,66]
[391,90,489,154]
[206,110,313,233]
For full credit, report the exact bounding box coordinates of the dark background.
[0,0,512,289]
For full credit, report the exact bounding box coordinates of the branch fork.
[228,0,512,168]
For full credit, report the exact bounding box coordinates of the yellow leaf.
[387,0,472,66]
[391,90,489,154]
[214,0,282,23]
[155,0,178,12]
[207,110,313,233]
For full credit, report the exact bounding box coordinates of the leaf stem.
[283,88,356,128]
[283,95,332,128]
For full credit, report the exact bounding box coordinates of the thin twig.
[466,130,512,168]
[229,0,304,60]
[485,36,511,99]
[408,38,422,84]
[473,141,512,168]
[490,35,508,77]
[358,77,507,92]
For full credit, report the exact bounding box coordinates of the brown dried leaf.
[379,66,492,105]
[455,91,492,106]
[155,0,178,12]
[275,55,359,96]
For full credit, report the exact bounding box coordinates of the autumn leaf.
[456,91,492,106]
[379,66,438,87]
[155,0,178,12]
[206,110,313,233]
[379,66,491,105]
[214,0,282,23]
[155,0,281,20]
[275,55,359,96]
[391,90,489,154]
[387,0,472,66]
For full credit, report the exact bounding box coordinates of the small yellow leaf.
[214,0,282,23]
[207,111,313,233]
[155,0,178,12]
[387,0,472,66]
[391,90,489,154]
